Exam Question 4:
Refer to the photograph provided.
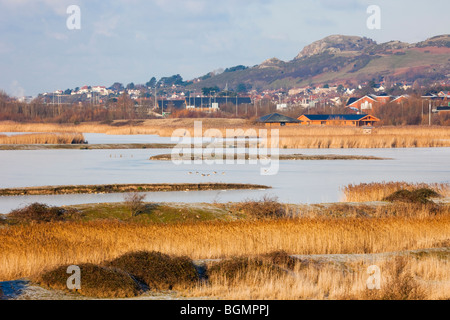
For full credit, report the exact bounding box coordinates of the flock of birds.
[109,154,228,177]
[188,171,226,177]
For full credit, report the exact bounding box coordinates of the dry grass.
[186,255,449,300]
[342,182,450,202]
[302,202,450,219]
[0,119,247,136]
[277,126,450,149]
[0,132,85,145]
[2,121,450,148]
[0,215,449,282]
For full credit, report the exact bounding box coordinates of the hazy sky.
[1,0,449,96]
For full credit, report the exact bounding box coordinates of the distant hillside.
[187,34,450,91]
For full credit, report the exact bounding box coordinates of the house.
[373,93,392,105]
[438,91,450,98]
[258,113,301,127]
[78,86,90,94]
[346,94,405,111]
[346,95,378,111]
[92,86,109,96]
[298,114,380,127]
[433,106,450,113]
[391,95,410,104]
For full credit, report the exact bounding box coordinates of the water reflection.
[0,133,449,213]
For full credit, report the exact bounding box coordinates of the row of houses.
[345,94,409,112]
[346,92,450,112]
[258,113,380,127]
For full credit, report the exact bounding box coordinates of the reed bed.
[342,182,450,202]
[1,121,450,148]
[0,216,449,281]
[184,255,449,300]
[0,133,86,145]
[277,126,450,149]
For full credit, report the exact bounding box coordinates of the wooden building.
[298,114,380,127]
[258,113,301,127]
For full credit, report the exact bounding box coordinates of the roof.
[391,95,409,102]
[258,113,300,123]
[299,114,379,121]
[346,95,377,106]
[346,97,360,106]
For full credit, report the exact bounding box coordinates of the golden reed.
[0,133,85,145]
[342,182,450,202]
[0,216,448,281]
[1,121,450,148]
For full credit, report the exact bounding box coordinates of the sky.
[0,0,449,97]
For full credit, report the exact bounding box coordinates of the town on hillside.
[7,78,450,127]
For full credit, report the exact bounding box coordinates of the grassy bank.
[150,153,388,161]
[0,183,270,196]
[0,143,177,150]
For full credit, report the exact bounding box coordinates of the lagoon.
[0,142,449,213]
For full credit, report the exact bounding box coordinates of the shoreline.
[0,143,177,150]
[0,183,270,197]
[150,153,390,161]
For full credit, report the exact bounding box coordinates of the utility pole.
[154,87,157,110]
[422,100,425,124]
[429,100,432,126]
[401,101,404,119]
[225,83,228,107]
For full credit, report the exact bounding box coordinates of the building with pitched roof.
[258,113,301,127]
[298,114,380,127]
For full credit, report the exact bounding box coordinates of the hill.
[186,34,450,90]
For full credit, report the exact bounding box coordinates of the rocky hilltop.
[188,34,450,90]
[294,35,376,59]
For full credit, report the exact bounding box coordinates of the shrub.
[231,195,286,219]
[383,188,441,204]
[123,193,147,217]
[261,251,300,270]
[8,203,82,223]
[35,264,142,298]
[106,251,199,291]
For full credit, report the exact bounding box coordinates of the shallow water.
[0,133,449,213]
